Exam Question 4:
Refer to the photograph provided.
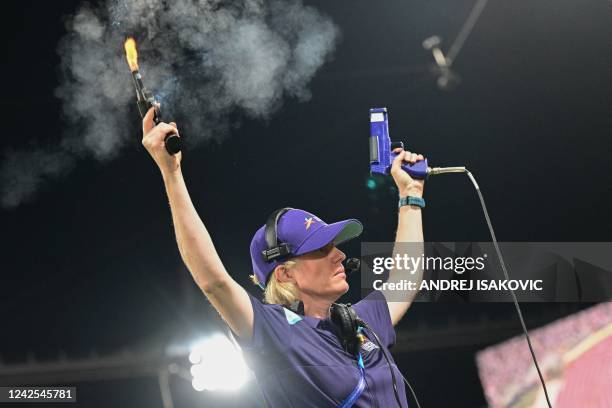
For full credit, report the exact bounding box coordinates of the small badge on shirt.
[359,334,379,353]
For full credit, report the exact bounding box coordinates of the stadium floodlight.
[188,333,251,391]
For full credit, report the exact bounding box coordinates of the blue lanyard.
[338,353,366,408]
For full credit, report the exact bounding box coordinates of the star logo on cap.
[304,217,315,230]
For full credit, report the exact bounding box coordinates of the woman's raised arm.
[141,107,254,341]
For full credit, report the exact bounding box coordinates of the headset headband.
[261,207,293,262]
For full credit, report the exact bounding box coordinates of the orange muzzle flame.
[124,37,139,72]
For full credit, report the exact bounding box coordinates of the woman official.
[141,108,425,407]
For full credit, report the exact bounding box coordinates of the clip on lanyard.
[338,353,366,408]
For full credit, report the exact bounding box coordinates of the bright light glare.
[189,334,251,391]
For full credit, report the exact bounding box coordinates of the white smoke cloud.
[1,0,339,209]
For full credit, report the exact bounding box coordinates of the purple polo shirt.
[234,290,409,407]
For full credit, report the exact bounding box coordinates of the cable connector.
[427,166,467,176]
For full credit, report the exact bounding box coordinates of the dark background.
[1,0,611,407]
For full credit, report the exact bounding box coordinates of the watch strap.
[398,196,425,209]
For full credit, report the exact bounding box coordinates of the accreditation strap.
[338,353,366,408]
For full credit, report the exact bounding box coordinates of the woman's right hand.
[142,107,182,175]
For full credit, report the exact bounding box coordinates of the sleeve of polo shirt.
[352,290,396,348]
[231,292,294,356]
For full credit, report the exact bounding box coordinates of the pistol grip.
[152,105,181,155]
[401,159,428,179]
[164,133,181,155]
[390,152,429,179]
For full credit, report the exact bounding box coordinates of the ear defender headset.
[261,207,293,263]
[259,208,418,408]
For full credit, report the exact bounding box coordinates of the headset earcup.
[347,307,358,333]
[331,303,359,355]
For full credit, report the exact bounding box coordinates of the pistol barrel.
[130,70,151,118]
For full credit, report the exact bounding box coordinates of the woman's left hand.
[390,147,426,198]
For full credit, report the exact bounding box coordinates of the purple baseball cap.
[250,209,363,289]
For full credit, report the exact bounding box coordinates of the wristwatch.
[398,196,426,209]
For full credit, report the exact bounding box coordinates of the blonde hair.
[250,260,300,306]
